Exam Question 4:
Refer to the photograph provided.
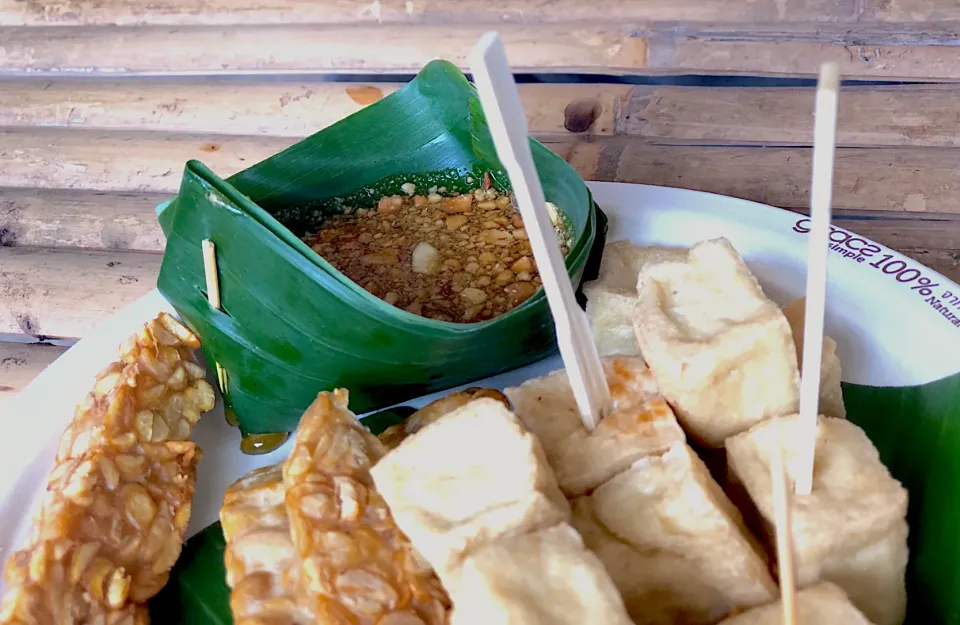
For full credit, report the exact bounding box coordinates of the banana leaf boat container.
[156,60,604,436]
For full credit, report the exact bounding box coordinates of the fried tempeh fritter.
[282,390,450,624]
[221,464,315,625]
[1,313,216,624]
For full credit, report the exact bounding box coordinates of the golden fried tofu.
[448,524,633,625]
[1,313,215,624]
[570,443,777,625]
[725,416,908,625]
[505,356,686,498]
[220,464,313,625]
[634,238,800,446]
[379,388,510,450]
[371,398,570,581]
[283,390,449,624]
[583,242,687,358]
[717,582,876,625]
[782,298,846,419]
[593,241,689,291]
[584,284,644,358]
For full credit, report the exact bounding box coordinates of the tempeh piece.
[371,398,570,581]
[505,356,685,498]
[571,443,777,625]
[282,390,449,624]
[725,415,908,625]
[634,238,800,446]
[221,464,314,625]
[1,313,216,624]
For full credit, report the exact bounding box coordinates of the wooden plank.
[5,24,959,78]
[9,79,960,148]
[0,128,294,192]
[546,139,960,213]
[862,0,960,22]
[9,130,960,213]
[0,189,166,251]
[0,79,626,137]
[0,341,68,414]
[0,341,67,394]
[624,85,960,148]
[649,37,960,80]
[0,247,160,338]
[893,248,960,283]
[0,24,648,75]
[828,211,960,253]
[0,0,856,26]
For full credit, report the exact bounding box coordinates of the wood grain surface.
[0,247,160,338]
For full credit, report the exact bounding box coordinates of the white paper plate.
[3,182,959,594]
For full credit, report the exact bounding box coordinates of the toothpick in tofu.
[781,298,846,419]
[505,356,686,498]
[725,415,908,625]
[717,582,875,625]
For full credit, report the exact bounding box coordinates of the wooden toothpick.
[201,239,228,397]
[771,418,798,625]
[469,32,611,430]
[794,63,839,496]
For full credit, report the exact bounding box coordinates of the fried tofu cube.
[717,582,875,624]
[370,398,570,579]
[506,356,686,498]
[634,238,800,446]
[782,297,846,418]
[448,524,633,625]
[571,443,777,624]
[584,283,644,357]
[583,242,688,357]
[594,241,689,291]
[725,416,908,625]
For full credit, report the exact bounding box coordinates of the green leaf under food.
[148,522,232,624]
[843,371,960,625]
[156,60,602,437]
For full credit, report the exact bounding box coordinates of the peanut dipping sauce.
[303,183,571,323]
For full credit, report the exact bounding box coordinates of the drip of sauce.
[240,432,290,455]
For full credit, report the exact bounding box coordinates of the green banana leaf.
[148,522,231,624]
[157,60,603,436]
[152,373,960,624]
[843,372,960,625]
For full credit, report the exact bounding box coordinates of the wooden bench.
[3,0,960,409]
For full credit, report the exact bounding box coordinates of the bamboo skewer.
[469,32,611,430]
[770,418,798,625]
[202,239,230,409]
[794,63,839,497]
